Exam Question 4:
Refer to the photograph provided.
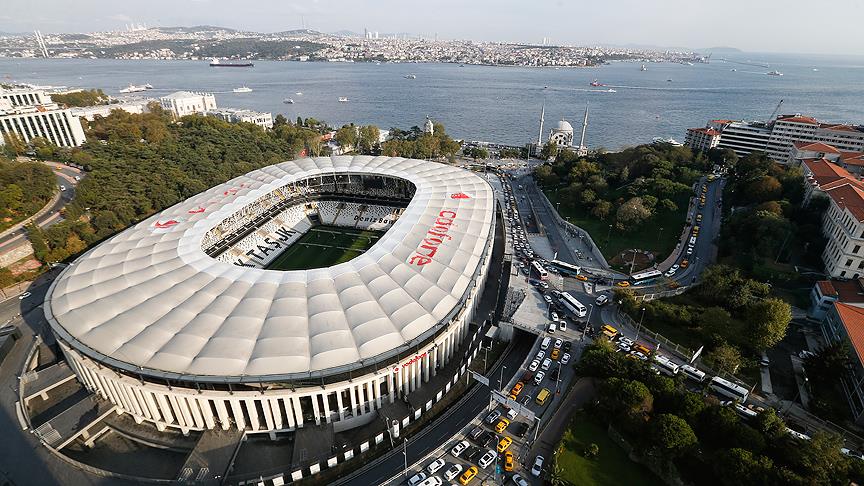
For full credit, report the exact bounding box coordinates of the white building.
[207,108,273,129]
[159,91,217,118]
[684,127,722,152]
[70,101,150,121]
[0,88,87,147]
[548,119,574,148]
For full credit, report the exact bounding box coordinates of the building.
[159,91,216,118]
[816,173,864,278]
[423,116,434,135]
[684,127,722,151]
[687,114,864,163]
[45,156,496,435]
[548,119,574,148]
[207,108,273,129]
[820,302,864,425]
[70,101,150,121]
[0,87,87,147]
[808,279,864,320]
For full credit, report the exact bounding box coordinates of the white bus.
[549,259,581,276]
[558,291,587,318]
[531,261,548,281]
[652,355,680,376]
[679,364,706,383]
[709,376,749,402]
[631,269,663,282]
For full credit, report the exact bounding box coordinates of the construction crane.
[767,99,784,124]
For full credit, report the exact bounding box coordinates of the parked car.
[561,352,571,365]
[408,471,428,486]
[534,371,545,385]
[595,294,609,306]
[512,473,529,486]
[528,359,540,372]
[451,440,470,457]
[478,450,498,469]
[531,455,545,477]
[426,458,445,475]
[485,410,501,425]
[18,291,31,300]
[444,464,464,481]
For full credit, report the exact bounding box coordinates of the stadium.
[44,155,496,434]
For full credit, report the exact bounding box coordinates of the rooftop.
[834,302,864,365]
[794,141,842,154]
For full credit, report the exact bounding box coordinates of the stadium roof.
[45,156,495,382]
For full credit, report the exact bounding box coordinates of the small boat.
[606,88,617,93]
[295,92,303,95]
[404,74,416,79]
[640,64,647,71]
[666,79,673,82]
[730,68,737,72]
[812,68,819,72]
[144,83,153,89]
[119,84,147,93]
[589,79,605,87]
[283,98,294,104]
[233,86,253,93]
[338,97,349,102]
[766,70,783,76]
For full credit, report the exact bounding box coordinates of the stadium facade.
[45,156,496,434]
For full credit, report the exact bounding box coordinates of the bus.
[530,261,548,280]
[631,269,663,283]
[558,291,587,318]
[709,376,749,402]
[601,324,618,339]
[652,355,680,376]
[549,259,581,276]
[679,364,707,383]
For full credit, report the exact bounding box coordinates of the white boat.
[283,98,294,104]
[766,70,783,76]
[812,68,819,72]
[233,86,253,93]
[295,92,303,95]
[119,84,148,93]
[338,97,349,102]
[606,88,617,93]
[640,64,647,71]
[144,83,153,89]
[730,68,737,72]
[404,74,417,79]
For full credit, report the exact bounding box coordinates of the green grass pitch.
[266,225,382,271]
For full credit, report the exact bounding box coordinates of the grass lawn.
[266,225,381,270]
[557,412,663,486]
[545,189,690,264]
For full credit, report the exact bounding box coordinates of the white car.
[547,322,557,333]
[543,295,552,304]
[554,339,563,349]
[687,246,694,255]
[408,471,427,486]
[529,359,540,372]
[558,320,567,331]
[561,353,571,365]
[443,464,463,481]
[426,458,445,475]
[512,473,530,486]
[595,294,609,306]
[534,371,545,385]
[531,455,545,477]
[550,312,559,322]
[18,291,32,300]
[478,449,498,469]
[59,185,66,191]
[506,408,519,420]
[451,440,470,457]
[535,350,545,361]
[541,358,552,371]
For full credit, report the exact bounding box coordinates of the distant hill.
[330,30,360,37]
[157,25,239,34]
[699,46,743,54]
[271,29,323,36]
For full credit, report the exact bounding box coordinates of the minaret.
[537,101,545,147]
[577,103,589,156]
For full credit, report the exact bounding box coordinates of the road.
[0,162,81,255]
[339,336,534,486]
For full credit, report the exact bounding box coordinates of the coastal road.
[335,336,534,486]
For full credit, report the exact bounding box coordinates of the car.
[512,473,529,486]
[760,356,770,367]
[408,471,428,486]
[558,319,567,331]
[59,185,66,191]
[444,464,464,481]
[669,264,680,273]
[617,342,632,353]
[547,322,557,333]
[575,274,588,281]
[696,213,703,222]
[74,175,81,181]
[469,426,484,441]
[18,291,32,300]
[631,351,648,361]
[509,382,524,399]
[842,448,864,461]
[451,440,470,457]
[550,311,559,322]
[534,371,545,385]
[478,450,498,469]
[680,259,689,268]
[485,410,501,424]
[458,466,478,485]
[543,295,552,304]
[535,350,546,361]
[664,269,676,277]
[554,338,563,349]
[506,407,519,420]
[686,246,694,255]
[497,436,513,453]
[504,450,515,471]
[563,341,572,352]
[531,455,545,477]
[495,418,511,433]
[528,359,540,372]
[541,358,552,371]
[477,430,495,448]
[551,348,560,360]
[426,458,446,475]
[595,294,609,306]
[633,343,651,355]
[616,281,631,287]
[541,282,549,290]
[561,352,571,364]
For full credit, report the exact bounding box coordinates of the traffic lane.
[347,337,533,486]
[1,277,51,324]
[0,173,76,249]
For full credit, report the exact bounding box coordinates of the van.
[540,336,551,350]
[535,388,551,405]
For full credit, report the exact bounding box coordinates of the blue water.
[2,52,862,149]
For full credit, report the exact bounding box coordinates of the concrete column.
[432,346,439,377]
[402,365,410,398]
[283,398,296,429]
[322,392,332,423]
[132,388,152,420]
[229,399,246,430]
[311,394,322,425]
[364,381,374,412]
[355,385,365,415]
[423,353,431,382]
[143,391,163,423]
[349,385,358,416]
[387,372,395,404]
[247,400,261,430]
[261,399,276,431]
[214,399,231,430]
[269,398,283,430]
[336,389,345,420]
[186,396,205,428]
[412,359,419,391]
[198,398,216,429]
[291,396,304,428]
[156,393,176,425]
[374,378,382,409]
[122,384,145,418]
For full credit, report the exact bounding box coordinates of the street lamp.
[606,224,613,246]
[635,307,646,340]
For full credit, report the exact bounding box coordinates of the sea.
[1,52,863,150]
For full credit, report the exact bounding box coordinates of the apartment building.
[0,88,87,147]
[158,91,217,118]
[207,108,273,129]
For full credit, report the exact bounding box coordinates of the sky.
[2,0,863,55]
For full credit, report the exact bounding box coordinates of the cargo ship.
[209,58,254,68]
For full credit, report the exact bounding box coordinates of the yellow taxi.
[504,450,515,471]
[616,281,631,288]
[459,466,479,485]
[495,418,511,433]
[497,436,513,453]
[575,274,588,281]
[551,348,560,360]
[680,259,689,268]
[509,382,524,400]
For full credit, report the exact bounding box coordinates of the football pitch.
[266,225,382,271]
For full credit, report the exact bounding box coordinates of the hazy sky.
[3,0,863,55]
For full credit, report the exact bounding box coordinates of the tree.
[805,341,852,380]
[26,223,50,264]
[713,448,774,486]
[705,343,742,375]
[273,114,288,128]
[540,140,558,160]
[591,200,613,220]
[358,125,380,154]
[616,197,652,231]
[334,125,357,151]
[599,377,653,418]
[650,413,697,457]
[583,443,599,459]
[753,408,786,438]
[746,298,792,350]
[2,132,26,156]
